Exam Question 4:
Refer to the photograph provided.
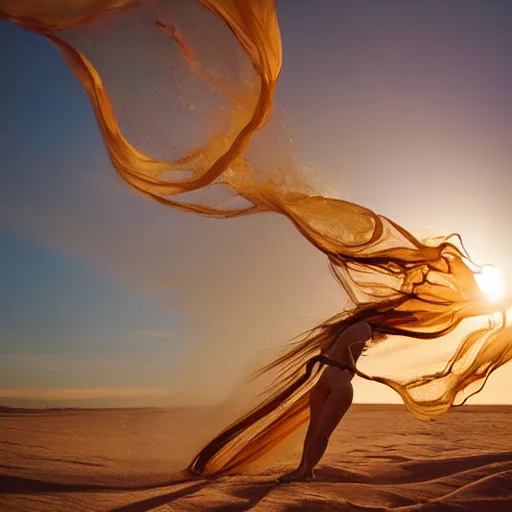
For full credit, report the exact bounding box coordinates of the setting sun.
[476,266,506,304]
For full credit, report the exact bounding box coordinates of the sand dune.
[1,405,510,511]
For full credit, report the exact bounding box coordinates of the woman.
[277,320,372,482]
[188,308,391,477]
[188,287,508,477]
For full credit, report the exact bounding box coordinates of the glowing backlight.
[476,266,505,303]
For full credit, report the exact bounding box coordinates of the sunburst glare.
[476,265,506,304]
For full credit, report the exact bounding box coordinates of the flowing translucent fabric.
[2,0,511,475]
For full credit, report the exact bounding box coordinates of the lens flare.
[476,266,505,303]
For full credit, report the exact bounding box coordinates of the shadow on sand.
[2,451,511,511]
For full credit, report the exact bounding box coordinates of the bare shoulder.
[329,320,372,354]
[344,320,372,340]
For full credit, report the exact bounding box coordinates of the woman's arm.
[306,321,371,375]
[318,355,353,371]
[305,354,352,374]
[325,321,371,368]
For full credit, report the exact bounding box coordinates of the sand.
[1,404,511,511]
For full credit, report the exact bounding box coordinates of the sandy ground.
[0,404,511,511]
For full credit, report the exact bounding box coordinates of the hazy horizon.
[2,400,511,411]
[1,0,511,408]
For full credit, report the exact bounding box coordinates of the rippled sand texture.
[1,405,511,511]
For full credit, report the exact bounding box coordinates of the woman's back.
[323,320,372,365]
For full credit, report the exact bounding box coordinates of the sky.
[1,0,511,408]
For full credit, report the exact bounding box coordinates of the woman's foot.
[277,468,315,483]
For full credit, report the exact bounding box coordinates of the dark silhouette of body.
[278,321,371,482]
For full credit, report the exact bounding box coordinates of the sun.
[475,265,505,303]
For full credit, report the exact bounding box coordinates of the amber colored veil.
[2,0,511,476]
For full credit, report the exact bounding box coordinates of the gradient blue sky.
[1,0,511,407]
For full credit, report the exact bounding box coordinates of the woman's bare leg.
[298,383,330,472]
[277,382,329,482]
[300,383,353,475]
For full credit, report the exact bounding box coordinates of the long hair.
[4,0,510,481]
[188,295,509,476]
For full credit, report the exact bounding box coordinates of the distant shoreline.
[1,403,511,414]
